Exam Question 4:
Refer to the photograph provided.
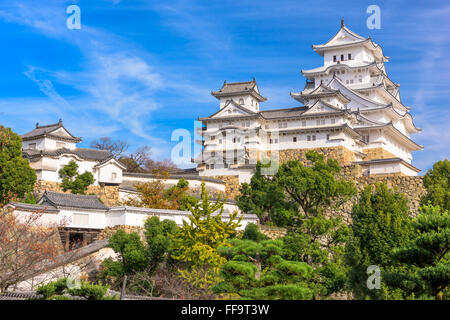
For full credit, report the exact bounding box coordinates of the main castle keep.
[194,20,422,184]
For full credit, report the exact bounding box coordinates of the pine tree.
[385,204,450,300]
[58,160,94,194]
[171,181,242,289]
[214,236,313,300]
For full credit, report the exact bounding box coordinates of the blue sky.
[0,0,448,172]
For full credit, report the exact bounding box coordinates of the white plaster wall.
[59,208,107,229]
[399,163,418,176]
[97,163,123,184]
[13,210,60,226]
[219,95,259,112]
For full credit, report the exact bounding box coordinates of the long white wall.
[11,206,258,231]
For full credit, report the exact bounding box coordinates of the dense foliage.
[58,160,94,194]
[421,160,450,211]
[171,181,242,290]
[214,225,313,300]
[237,152,355,298]
[0,126,36,204]
[123,178,198,210]
[385,204,449,300]
[36,278,117,300]
[102,229,148,278]
[345,183,414,299]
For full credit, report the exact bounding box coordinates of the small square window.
[307,135,311,141]
[312,135,316,141]
[293,137,297,142]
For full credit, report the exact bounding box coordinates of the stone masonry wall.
[34,181,121,207]
[279,146,356,166]
[212,175,241,200]
[362,147,397,161]
[98,225,144,240]
[324,174,426,224]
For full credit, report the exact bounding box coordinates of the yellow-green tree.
[171,181,242,289]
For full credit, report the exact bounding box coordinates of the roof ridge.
[223,80,255,85]
[260,106,307,113]
[35,122,62,129]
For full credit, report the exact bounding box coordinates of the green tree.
[144,216,178,274]
[346,183,414,299]
[214,238,313,300]
[273,151,355,298]
[171,181,242,289]
[239,151,356,298]
[58,160,94,194]
[385,204,450,300]
[242,223,269,242]
[36,278,117,300]
[166,178,199,211]
[0,126,36,204]
[275,151,356,219]
[421,160,450,211]
[102,230,148,278]
[237,162,291,225]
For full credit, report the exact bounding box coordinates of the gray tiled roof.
[259,106,308,119]
[20,120,81,142]
[212,79,267,101]
[39,191,108,210]
[9,202,58,213]
[216,80,256,94]
[23,147,113,162]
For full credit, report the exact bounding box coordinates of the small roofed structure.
[21,119,81,145]
[21,120,125,186]
[211,79,267,112]
[39,190,108,210]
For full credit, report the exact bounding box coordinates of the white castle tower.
[195,20,422,183]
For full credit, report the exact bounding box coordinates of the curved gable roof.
[21,120,81,142]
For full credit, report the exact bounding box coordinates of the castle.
[10,20,428,252]
[194,20,422,183]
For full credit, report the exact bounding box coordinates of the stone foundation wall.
[98,225,144,240]
[212,175,241,200]
[362,147,397,161]
[324,175,426,224]
[34,181,120,207]
[259,225,287,239]
[278,146,356,166]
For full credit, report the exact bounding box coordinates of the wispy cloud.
[0,0,208,158]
